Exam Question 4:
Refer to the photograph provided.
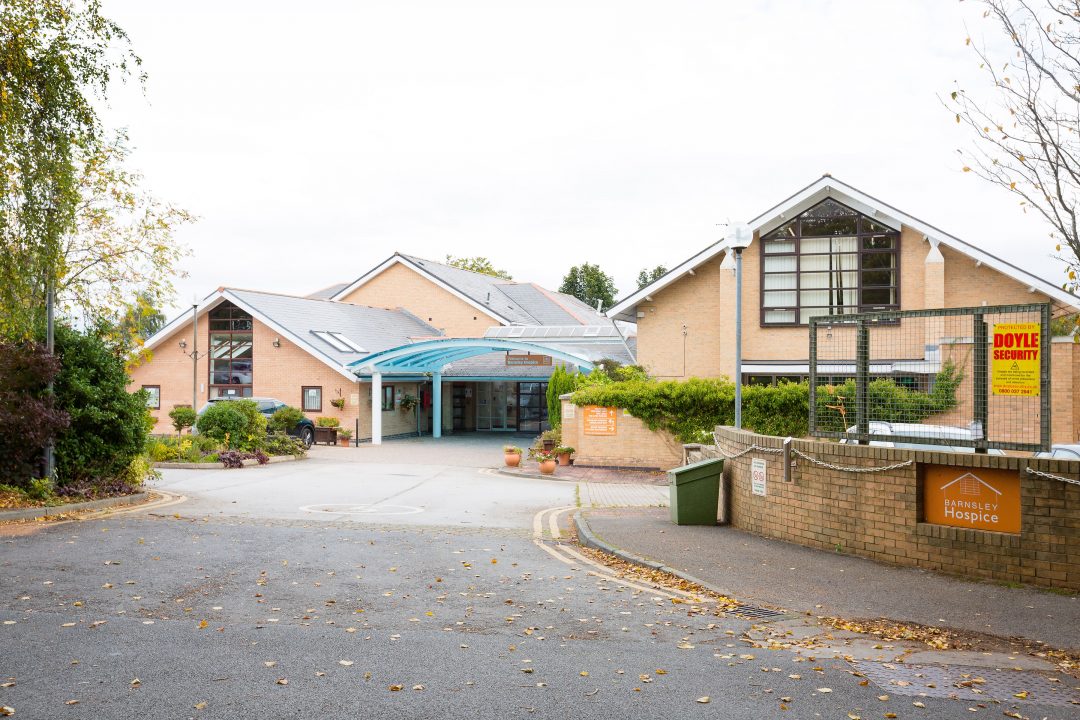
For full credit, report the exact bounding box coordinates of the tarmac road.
[0,438,1072,719]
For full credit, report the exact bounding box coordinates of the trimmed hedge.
[570,363,962,443]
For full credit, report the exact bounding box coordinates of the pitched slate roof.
[608,174,1080,321]
[332,253,613,327]
[306,282,349,300]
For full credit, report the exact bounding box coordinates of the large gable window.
[208,302,254,399]
[760,199,899,325]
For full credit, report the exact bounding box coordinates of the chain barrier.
[712,431,913,474]
[1025,466,1080,488]
[789,447,914,474]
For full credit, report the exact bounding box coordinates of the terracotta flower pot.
[504,452,521,467]
[557,452,572,466]
[539,459,557,475]
[339,437,351,447]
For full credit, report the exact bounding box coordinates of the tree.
[0,0,143,340]
[61,132,192,324]
[636,265,668,289]
[445,255,512,280]
[0,341,70,487]
[558,262,618,312]
[946,0,1080,288]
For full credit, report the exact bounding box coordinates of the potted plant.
[504,445,523,467]
[539,428,560,454]
[400,393,419,412]
[314,416,340,445]
[330,397,347,411]
[554,446,575,466]
[536,451,557,475]
[338,428,353,447]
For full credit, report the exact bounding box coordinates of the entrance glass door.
[477,382,513,431]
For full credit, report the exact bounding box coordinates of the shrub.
[169,406,197,435]
[315,416,340,428]
[263,434,307,457]
[53,324,151,490]
[196,400,265,449]
[117,454,157,487]
[268,405,303,433]
[146,437,179,462]
[546,366,583,429]
[219,450,245,469]
[0,341,70,488]
[570,364,962,443]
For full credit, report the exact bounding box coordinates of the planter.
[542,439,556,453]
[539,459,557,475]
[339,437,351,447]
[557,452,572,466]
[314,426,338,445]
[504,452,521,467]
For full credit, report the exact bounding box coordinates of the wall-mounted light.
[273,337,281,348]
[179,339,187,349]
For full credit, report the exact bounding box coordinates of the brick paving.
[500,463,668,485]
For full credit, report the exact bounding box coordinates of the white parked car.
[840,421,1005,455]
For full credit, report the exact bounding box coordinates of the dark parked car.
[197,397,315,448]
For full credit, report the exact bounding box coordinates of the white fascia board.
[329,254,515,325]
[218,290,358,381]
[141,291,229,352]
[607,241,728,321]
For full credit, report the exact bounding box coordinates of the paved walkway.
[581,507,1080,652]
[501,464,668,485]
[580,483,669,508]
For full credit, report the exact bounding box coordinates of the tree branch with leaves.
[945,0,1080,289]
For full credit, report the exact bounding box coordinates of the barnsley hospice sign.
[991,322,1041,396]
[923,465,1020,533]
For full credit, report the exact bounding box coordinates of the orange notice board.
[583,405,617,436]
[923,465,1021,534]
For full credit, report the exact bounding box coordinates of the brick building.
[131,254,634,440]
[609,176,1080,444]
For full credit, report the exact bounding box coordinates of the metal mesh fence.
[809,303,1050,452]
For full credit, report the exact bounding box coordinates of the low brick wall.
[560,398,683,470]
[685,427,1080,591]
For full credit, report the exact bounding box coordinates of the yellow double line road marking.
[531,506,702,601]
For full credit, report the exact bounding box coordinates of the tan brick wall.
[131,317,421,440]
[688,427,1080,591]
[337,262,502,337]
[560,399,683,469]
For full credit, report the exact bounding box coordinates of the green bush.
[195,400,266,450]
[546,365,583,429]
[146,437,179,462]
[570,364,962,443]
[315,416,340,428]
[263,433,307,457]
[169,406,197,434]
[53,324,151,489]
[268,405,304,433]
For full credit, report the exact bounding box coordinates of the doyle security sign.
[991,322,1041,396]
[922,465,1020,533]
[750,458,767,497]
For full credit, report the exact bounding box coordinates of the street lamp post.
[726,223,753,429]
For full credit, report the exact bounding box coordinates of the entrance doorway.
[477,382,516,431]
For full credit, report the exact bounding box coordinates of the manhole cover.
[853,661,1080,708]
[299,504,424,516]
[726,603,788,622]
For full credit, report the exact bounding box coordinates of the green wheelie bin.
[668,457,723,525]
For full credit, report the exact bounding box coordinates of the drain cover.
[853,661,1080,709]
[728,603,788,622]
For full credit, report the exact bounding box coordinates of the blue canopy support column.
[432,372,442,439]
[372,372,382,445]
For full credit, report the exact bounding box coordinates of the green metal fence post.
[973,311,988,453]
[808,318,818,434]
[856,319,869,443]
[1041,302,1052,450]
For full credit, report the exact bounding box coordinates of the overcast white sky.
[100,0,1056,318]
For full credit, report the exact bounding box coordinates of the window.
[208,302,254,399]
[311,330,366,353]
[760,199,900,325]
[382,385,395,411]
[142,385,161,409]
[302,386,322,412]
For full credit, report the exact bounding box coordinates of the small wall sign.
[751,458,767,497]
[505,354,552,366]
[923,465,1021,533]
[583,405,617,436]
[564,403,576,419]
